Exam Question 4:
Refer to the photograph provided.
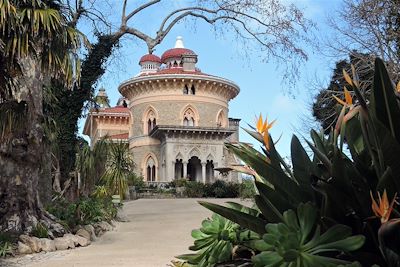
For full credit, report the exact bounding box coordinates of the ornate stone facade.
[84,37,241,183]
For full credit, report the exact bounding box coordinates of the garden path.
[2,198,246,267]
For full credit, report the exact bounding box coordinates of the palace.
[83,37,241,184]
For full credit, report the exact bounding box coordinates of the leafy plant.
[251,203,364,267]
[101,142,135,199]
[0,241,12,258]
[92,185,110,199]
[177,202,259,267]
[184,182,206,198]
[127,173,145,189]
[31,222,49,238]
[197,58,400,266]
[239,179,256,199]
[46,196,118,228]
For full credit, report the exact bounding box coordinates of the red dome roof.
[161,48,195,62]
[139,54,161,64]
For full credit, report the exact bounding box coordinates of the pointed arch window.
[216,110,226,127]
[146,157,156,181]
[144,109,157,134]
[183,108,196,126]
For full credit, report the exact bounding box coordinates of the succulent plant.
[177,202,259,267]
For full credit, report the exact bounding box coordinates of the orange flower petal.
[344,87,353,105]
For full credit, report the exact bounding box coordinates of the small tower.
[95,87,110,108]
[139,54,161,75]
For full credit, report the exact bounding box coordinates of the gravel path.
[1,198,246,267]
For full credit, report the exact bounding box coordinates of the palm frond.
[0,100,27,141]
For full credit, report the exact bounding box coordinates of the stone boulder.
[54,236,74,250]
[18,241,32,254]
[38,238,56,252]
[19,235,40,253]
[64,233,90,247]
[76,228,91,241]
[83,225,97,241]
[74,234,90,247]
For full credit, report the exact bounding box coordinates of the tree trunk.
[0,57,64,236]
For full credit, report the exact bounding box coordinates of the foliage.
[170,178,188,188]
[0,241,12,258]
[177,203,259,267]
[92,185,110,199]
[181,180,240,198]
[46,196,118,228]
[239,179,256,199]
[101,142,134,199]
[44,34,119,183]
[198,58,400,266]
[204,180,240,198]
[127,173,145,189]
[251,203,364,267]
[312,53,374,133]
[184,182,206,198]
[76,138,108,196]
[0,232,14,258]
[31,222,49,238]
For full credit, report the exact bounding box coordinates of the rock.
[38,238,56,252]
[54,236,74,250]
[93,224,104,237]
[98,221,113,231]
[64,233,90,247]
[18,241,32,254]
[116,209,130,222]
[19,235,40,253]
[76,229,91,241]
[74,235,90,247]
[83,225,97,241]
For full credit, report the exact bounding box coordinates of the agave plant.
[177,202,260,267]
[198,58,400,266]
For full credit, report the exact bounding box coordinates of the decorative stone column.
[202,162,206,184]
[183,161,188,179]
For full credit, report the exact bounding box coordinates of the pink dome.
[139,54,161,64]
[161,48,195,62]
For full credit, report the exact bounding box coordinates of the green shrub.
[46,196,118,228]
[127,173,145,189]
[0,241,12,258]
[239,179,256,199]
[170,178,188,188]
[31,222,49,238]
[184,181,205,197]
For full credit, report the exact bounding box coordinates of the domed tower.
[118,37,240,184]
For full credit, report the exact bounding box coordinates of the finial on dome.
[175,36,184,48]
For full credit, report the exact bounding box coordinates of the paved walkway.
[3,198,245,267]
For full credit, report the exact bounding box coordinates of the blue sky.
[78,0,343,157]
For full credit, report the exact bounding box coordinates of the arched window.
[144,108,157,134]
[216,110,226,127]
[146,156,156,181]
[183,108,196,126]
[190,85,195,95]
[183,84,189,95]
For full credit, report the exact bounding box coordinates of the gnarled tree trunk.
[0,57,64,236]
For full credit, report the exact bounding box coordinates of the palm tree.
[0,0,85,235]
[75,137,108,197]
[101,142,135,199]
